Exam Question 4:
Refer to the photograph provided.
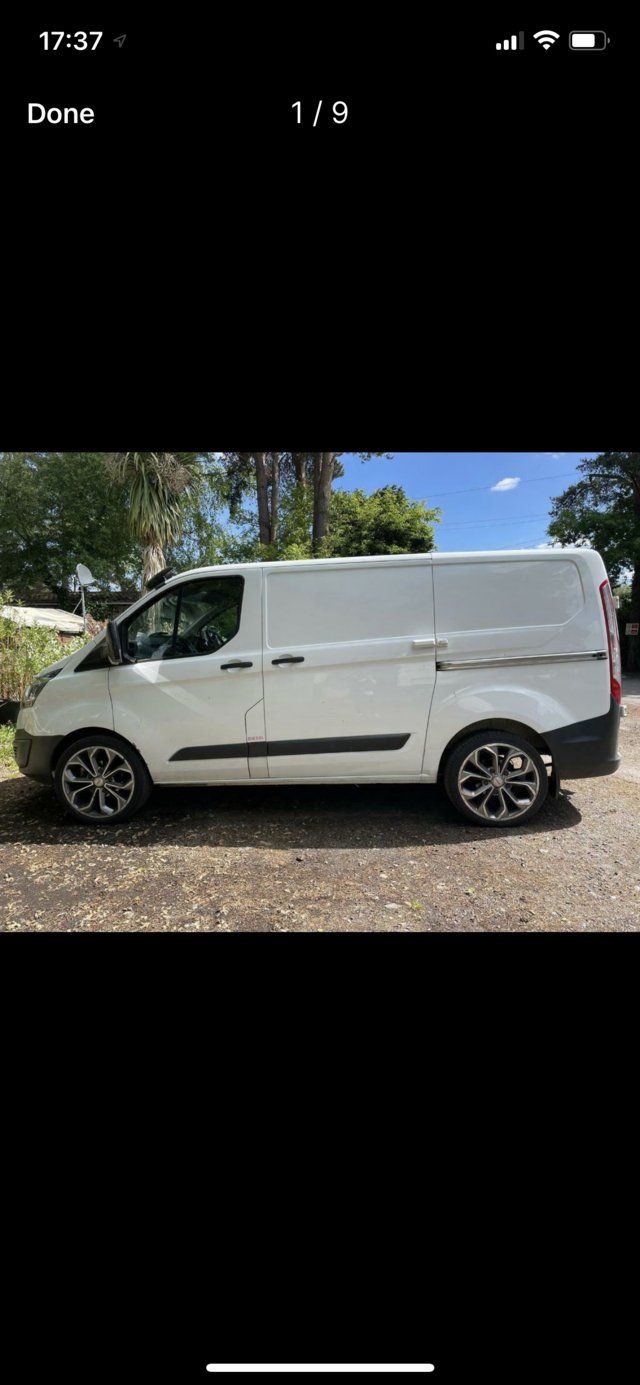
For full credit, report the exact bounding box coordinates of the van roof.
[169,547,601,581]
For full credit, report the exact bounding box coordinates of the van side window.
[123,577,244,662]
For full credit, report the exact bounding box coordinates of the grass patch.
[0,723,18,775]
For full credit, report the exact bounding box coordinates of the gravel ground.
[1,695,639,932]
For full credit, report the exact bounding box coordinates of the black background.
[5,935,637,1383]
[2,6,639,1385]
[3,7,636,436]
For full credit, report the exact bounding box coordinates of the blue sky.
[335,452,598,551]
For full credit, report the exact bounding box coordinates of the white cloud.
[491,477,521,492]
[545,453,566,459]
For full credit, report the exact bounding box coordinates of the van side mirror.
[105,620,123,666]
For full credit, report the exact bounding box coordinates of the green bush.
[614,586,633,671]
[0,723,17,774]
[0,588,90,700]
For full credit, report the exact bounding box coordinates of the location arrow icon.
[113,35,126,48]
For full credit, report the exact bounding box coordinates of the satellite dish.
[76,564,94,587]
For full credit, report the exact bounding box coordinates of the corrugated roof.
[1,605,85,634]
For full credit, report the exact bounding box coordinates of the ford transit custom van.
[14,550,625,827]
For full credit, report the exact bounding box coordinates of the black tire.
[53,733,152,824]
[443,730,549,828]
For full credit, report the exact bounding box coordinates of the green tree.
[104,452,203,586]
[327,485,440,556]
[165,458,228,572]
[548,452,640,671]
[208,481,438,564]
[220,450,391,554]
[0,452,140,602]
[223,452,317,547]
[312,452,394,551]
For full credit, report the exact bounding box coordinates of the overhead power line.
[435,513,550,528]
[425,470,577,499]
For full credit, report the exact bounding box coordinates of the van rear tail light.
[599,579,622,704]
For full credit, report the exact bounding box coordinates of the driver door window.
[125,577,244,662]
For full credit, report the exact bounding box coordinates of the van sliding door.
[262,561,436,780]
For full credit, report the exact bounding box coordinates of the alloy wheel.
[457,741,541,822]
[61,744,137,820]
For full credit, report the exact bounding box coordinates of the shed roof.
[1,605,85,634]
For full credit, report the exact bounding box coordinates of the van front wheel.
[53,735,152,824]
[443,732,548,827]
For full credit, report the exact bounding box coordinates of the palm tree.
[104,453,199,587]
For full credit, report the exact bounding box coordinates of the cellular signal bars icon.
[496,33,525,50]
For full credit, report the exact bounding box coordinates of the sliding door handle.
[272,655,305,665]
[220,661,253,670]
[412,638,436,648]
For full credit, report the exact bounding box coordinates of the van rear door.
[262,560,436,780]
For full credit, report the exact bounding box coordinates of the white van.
[14,550,625,827]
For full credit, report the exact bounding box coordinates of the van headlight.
[21,671,60,708]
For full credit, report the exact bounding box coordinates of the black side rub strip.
[169,733,410,761]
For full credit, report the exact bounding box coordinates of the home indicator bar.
[206,1369,436,1376]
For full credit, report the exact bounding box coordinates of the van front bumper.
[545,696,623,780]
[14,730,62,783]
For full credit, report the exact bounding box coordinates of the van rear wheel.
[53,734,152,824]
[444,731,548,827]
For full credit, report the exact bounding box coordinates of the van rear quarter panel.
[423,552,610,779]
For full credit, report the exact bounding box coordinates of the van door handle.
[220,661,253,670]
[412,638,436,648]
[272,656,305,665]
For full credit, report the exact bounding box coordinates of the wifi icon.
[533,29,560,48]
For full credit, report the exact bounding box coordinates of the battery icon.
[569,31,608,49]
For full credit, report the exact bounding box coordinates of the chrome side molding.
[436,650,608,672]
